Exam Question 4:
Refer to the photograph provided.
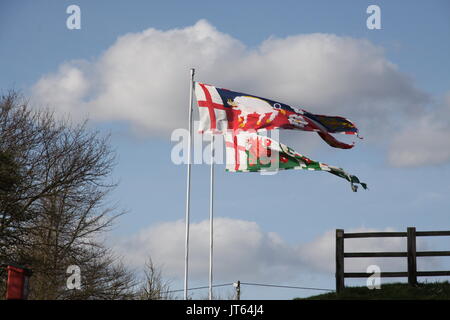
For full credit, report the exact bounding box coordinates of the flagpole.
[184,68,195,300]
[208,134,215,300]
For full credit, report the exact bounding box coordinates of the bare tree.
[0,92,136,299]
[138,258,173,300]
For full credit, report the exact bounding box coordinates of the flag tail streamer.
[224,132,367,192]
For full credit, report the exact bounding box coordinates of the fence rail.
[335,227,450,293]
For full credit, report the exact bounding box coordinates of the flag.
[195,82,360,149]
[224,132,367,192]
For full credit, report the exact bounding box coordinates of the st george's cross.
[195,82,233,133]
[194,82,361,149]
[223,131,367,191]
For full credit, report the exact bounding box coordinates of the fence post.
[407,227,417,286]
[336,229,345,293]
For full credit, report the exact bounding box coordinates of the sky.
[1,0,450,299]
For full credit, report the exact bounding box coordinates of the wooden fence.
[335,227,450,293]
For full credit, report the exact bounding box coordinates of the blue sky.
[1,0,450,299]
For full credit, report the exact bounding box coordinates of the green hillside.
[298,282,450,300]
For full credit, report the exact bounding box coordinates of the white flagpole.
[208,134,215,300]
[184,68,195,300]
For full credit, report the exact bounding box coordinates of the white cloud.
[114,218,303,283]
[31,20,428,142]
[388,93,450,167]
[33,63,89,115]
[35,20,450,166]
[114,218,441,283]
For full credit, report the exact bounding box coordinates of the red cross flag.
[195,82,232,133]
[224,132,367,191]
[194,82,361,149]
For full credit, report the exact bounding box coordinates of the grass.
[298,281,450,300]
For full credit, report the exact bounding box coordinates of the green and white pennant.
[224,132,367,192]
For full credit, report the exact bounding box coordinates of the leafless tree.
[0,92,136,299]
[138,258,174,300]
